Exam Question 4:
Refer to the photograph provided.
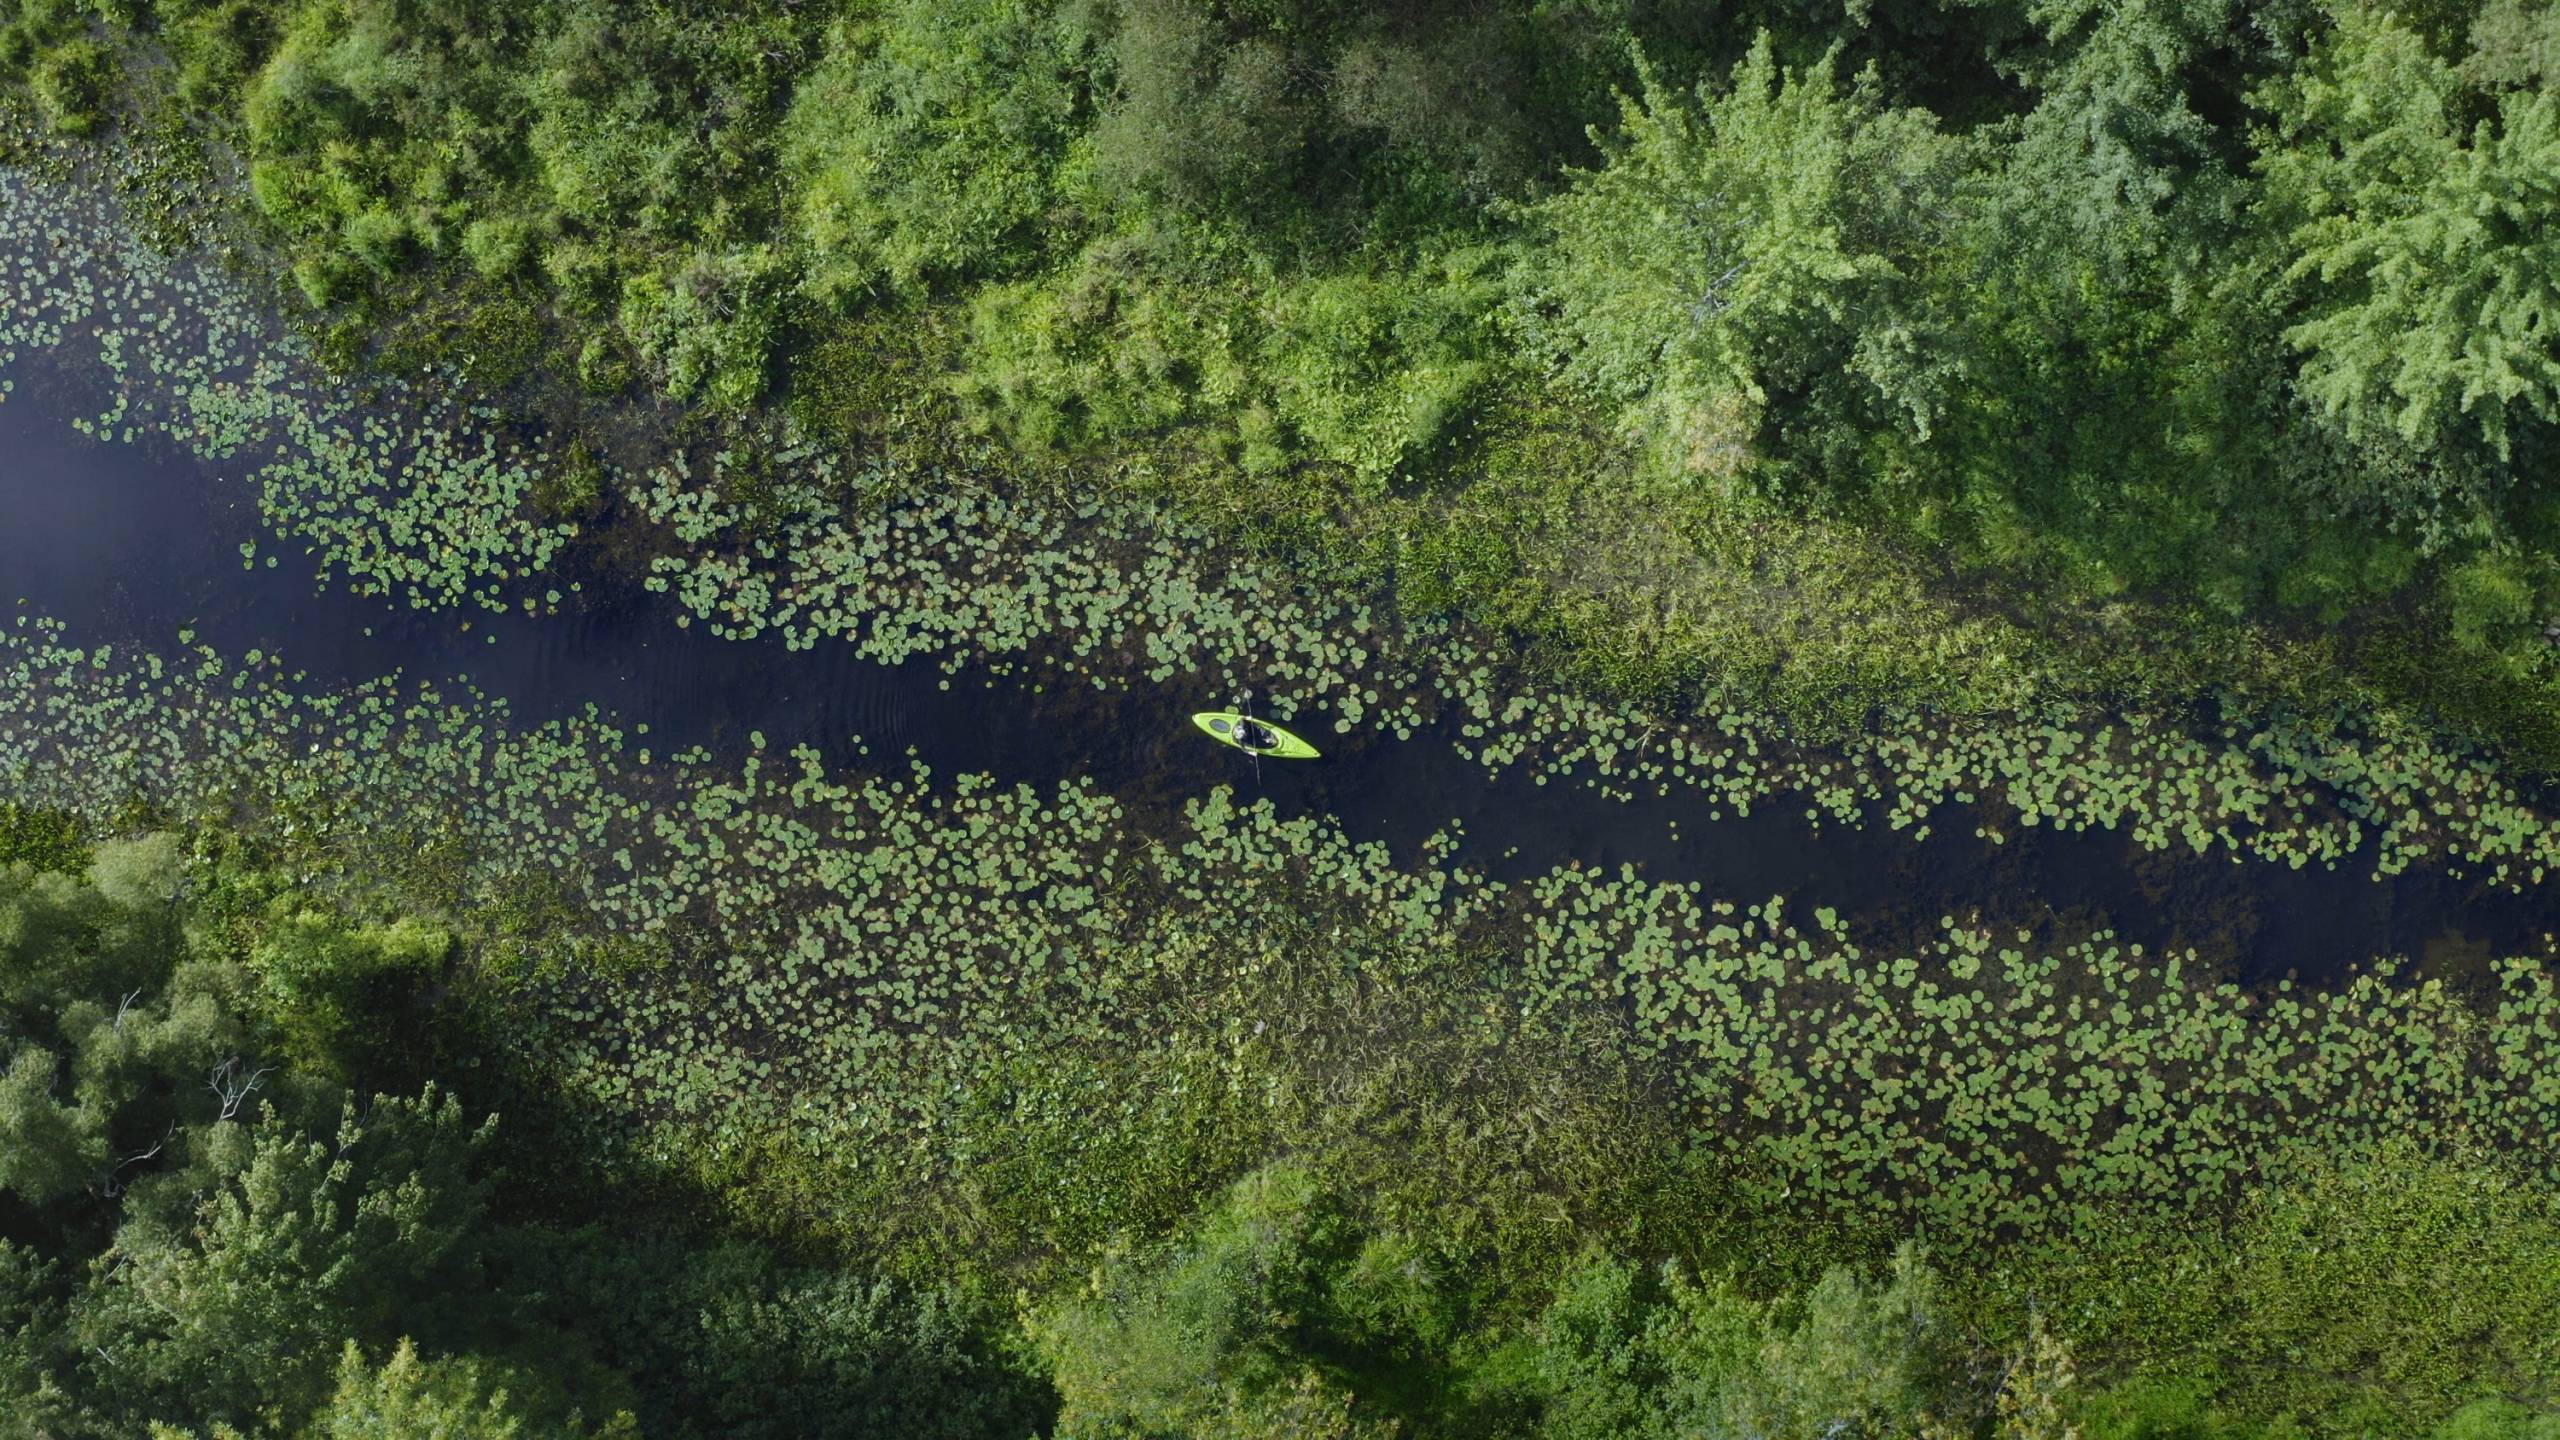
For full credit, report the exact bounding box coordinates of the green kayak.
[1192,712,1320,760]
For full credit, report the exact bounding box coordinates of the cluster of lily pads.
[6,164,2558,893]
[3,618,2555,1248]
[629,453,1435,730]
[0,173,574,611]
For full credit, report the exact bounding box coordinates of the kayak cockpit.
[1206,716,1276,748]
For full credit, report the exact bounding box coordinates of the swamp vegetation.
[1,1,2558,1436]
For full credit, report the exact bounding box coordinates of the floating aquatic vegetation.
[0,174,574,611]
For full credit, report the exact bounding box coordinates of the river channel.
[1,361,2550,984]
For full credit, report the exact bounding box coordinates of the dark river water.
[1,366,2550,982]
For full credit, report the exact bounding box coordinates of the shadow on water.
[0,373,2550,983]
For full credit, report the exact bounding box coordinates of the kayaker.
[1190,705,1318,759]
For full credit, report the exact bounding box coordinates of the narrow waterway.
[1,366,2549,981]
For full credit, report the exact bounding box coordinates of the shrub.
[2440,550,2546,674]
[461,214,533,278]
[785,0,1080,298]
[30,36,114,134]
[245,912,449,1077]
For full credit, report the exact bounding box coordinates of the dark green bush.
[0,803,82,873]
[29,34,113,132]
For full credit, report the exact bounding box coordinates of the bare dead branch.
[208,1057,272,1122]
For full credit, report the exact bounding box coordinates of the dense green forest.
[3,0,2560,1437]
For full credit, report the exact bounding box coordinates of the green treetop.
[2257,2,2560,461]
